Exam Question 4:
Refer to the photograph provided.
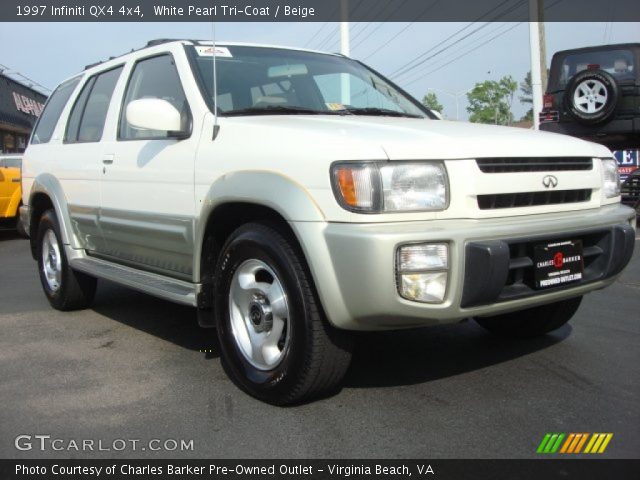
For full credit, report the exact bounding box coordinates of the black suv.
[540,43,639,150]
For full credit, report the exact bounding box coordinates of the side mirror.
[125,98,188,138]
[431,110,443,120]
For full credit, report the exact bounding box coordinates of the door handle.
[102,154,114,165]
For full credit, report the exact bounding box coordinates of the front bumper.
[291,204,636,331]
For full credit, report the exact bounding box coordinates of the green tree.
[520,71,533,121]
[422,92,444,113]
[519,69,549,121]
[466,76,518,125]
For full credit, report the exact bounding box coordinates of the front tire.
[214,223,352,405]
[475,296,582,338]
[36,210,97,311]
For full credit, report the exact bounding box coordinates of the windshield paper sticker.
[195,46,233,57]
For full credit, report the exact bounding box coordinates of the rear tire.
[475,296,582,338]
[214,222,352,405]
[36,209,97,311]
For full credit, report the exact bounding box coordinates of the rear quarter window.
[31,76,82,144]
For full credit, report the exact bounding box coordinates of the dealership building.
[0,73,47,154]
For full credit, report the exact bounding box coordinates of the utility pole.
[340,0,350,57]
[529,0,545,129]
[340,0,350,105]
[538,11,548,92]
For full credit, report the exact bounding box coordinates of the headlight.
[331,162,448,213]
[601,158,621,198]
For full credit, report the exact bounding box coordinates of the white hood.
[224,115,611,161]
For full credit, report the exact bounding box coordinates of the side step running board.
[70,256,198,307]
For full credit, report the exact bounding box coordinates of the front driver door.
[99,53,198,281]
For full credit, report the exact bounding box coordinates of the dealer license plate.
[534,240,584,289]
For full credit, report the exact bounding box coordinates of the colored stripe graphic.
[585,433,614,454]
[574,433,589,453]
[537,433,565,454]
[538,433,613,454]
[537,434,552,454]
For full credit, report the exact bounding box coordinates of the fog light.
[398,244,448,271]
[397,243,449,303]
[400,272,448,303]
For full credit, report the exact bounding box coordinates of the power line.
[314,24,340,51]
[399,21,521,86]
[389,0,522,79]
[0,63,51,93]
[351,0,412,51]
[304,23,330,48]
[360,0,443,61]
[401,23,525,88]
[394,0,528,81]
[399,0,564,85]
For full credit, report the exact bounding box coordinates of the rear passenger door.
[99,53,197,281]
[61,66,124,253]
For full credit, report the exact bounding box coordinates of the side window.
[31,77,81,144]
[65,66,123,143]
[120,55,189,140]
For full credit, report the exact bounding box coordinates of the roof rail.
[146,38,183,47]
[84,61,103,70]
[83,39,196,71]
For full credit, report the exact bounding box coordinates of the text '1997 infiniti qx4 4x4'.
[21,40,636,405]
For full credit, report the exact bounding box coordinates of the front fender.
[194,171,326,279]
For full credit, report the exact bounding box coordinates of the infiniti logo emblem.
[542,175,559,188]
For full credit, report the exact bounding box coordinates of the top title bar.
[1,0,639,22]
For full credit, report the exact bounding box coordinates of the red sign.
[12,91,45,117]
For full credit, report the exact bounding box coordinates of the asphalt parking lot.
[0,230,638,459]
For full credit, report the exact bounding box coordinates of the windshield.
[187,45,429,118]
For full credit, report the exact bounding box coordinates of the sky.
[1,21,638,120]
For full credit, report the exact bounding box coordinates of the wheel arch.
[26,174,78,259]
[194,172,326,311]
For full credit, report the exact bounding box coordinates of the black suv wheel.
[564,69,619,125]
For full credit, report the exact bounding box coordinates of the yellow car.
[0,155,26,236]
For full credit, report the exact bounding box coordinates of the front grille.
[477,157,593,173]
[478,189,591,210]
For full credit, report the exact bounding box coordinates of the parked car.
[21,40,636,405]
[621,168,640,213]
[540,43,640,150]
[0,154,27,236]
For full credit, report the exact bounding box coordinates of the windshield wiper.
[224,105,338,116]
[341,107,423,118]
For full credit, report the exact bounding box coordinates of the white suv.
[21,40,636,405]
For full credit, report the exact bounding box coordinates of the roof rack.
[146,38,184,47]
[84,39,196,71]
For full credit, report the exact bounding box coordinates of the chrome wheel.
[41,229,62,292]
[228,259,291,370]
[573,79,608,114]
